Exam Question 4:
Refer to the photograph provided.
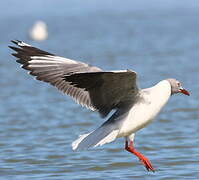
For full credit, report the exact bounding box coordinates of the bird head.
[167,78,190,96]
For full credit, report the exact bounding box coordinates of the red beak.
[179,88,190,96]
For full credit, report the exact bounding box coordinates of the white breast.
[118,80,171,137]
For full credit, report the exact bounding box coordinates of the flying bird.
[9,40,190,172]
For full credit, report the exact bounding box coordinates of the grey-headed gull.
[9,40,190,172]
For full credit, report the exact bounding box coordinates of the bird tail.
[72,123,119,150]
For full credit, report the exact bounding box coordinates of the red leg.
[125,140,155,172]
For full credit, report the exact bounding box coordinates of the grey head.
[167,78,190,96]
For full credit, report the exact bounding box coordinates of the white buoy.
[29,21,48,41]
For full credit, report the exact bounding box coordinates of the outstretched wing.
[64,70,138,117]
[9,40,139,118]
[9,40,101,111]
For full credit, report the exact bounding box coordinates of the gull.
[9,40,190,172]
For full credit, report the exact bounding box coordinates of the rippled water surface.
[1,0,199,179]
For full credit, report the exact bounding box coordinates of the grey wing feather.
[9,40,101,110]
[64,70,138,117]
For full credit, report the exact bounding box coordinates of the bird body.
[118,80,171,137]
[72,80,172,150]
[9,40,189,172]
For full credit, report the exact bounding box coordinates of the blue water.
[1,0,199,179]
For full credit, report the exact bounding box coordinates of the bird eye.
[177,82,181,87]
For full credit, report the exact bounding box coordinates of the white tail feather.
[71,129,119,151]
[71,111,123,151]
[94,130,119,147]
[72,133,91,150]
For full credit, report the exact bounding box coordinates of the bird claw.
[139,157,155,172]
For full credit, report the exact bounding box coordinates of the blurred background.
[1,0,199,179]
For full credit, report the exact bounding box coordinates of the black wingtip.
[9,39,54,59]
[11,40,22,45]
[8,45,19,50]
